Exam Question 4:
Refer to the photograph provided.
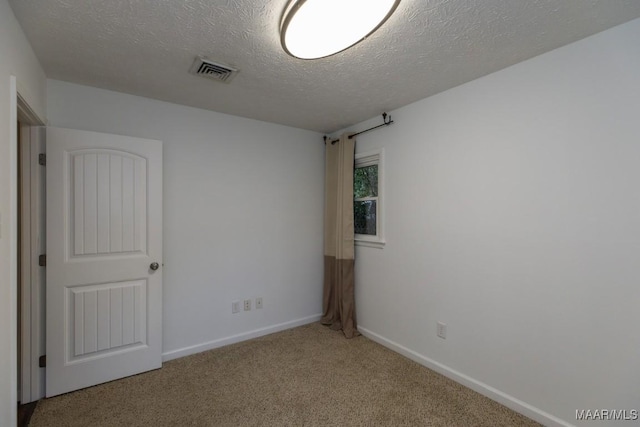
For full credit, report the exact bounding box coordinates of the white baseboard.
[162,314,322,362]
[358,326,574,427]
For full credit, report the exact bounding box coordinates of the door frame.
[16,86,46,404]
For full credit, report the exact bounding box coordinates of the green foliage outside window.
[354,165,378,235]
[354,165,378,198]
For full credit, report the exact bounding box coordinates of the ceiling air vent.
[189,57,238,83]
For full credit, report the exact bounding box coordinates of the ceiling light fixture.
[280,0,401,60]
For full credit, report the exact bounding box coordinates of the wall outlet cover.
[232,301,240,314]
[437,321,447,339]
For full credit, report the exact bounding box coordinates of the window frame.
[354,148,385,248]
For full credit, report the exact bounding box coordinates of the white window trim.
[354,148,385,248]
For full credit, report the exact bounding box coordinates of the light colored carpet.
[30,323,540,426]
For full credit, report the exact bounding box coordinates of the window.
[354,148,384,248]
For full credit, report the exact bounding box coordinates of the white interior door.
[46,127,163,397]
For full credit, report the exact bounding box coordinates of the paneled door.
[46,127,163,397]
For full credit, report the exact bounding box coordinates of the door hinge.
[39,254,46,267]
[39,355,46,368]
[38,153,46,166]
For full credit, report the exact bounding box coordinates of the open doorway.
[16,92,46,425]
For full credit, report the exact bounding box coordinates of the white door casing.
[46,127,162,397]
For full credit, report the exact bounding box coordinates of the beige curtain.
[322,133,359,338]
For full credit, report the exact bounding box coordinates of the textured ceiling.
[9,0,640,133]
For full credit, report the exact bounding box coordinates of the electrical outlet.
[232,301,240,314]
[256,297,263,309]
[244,299,251,311]
[437,322,447,339]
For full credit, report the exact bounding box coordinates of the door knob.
[150,262,160,271]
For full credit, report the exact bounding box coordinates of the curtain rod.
[323,113,394,144]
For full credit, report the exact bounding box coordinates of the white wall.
[344,18,640,427]
[46,80,324,359]
[0,0,47,424]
